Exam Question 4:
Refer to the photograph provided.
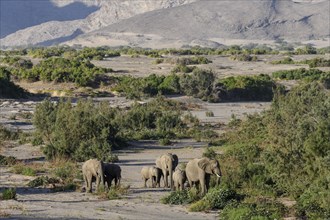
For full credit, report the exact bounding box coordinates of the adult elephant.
[103,163,121,189]
[82,159,105,193]
[185,157,222,195]
[156,153,178,189]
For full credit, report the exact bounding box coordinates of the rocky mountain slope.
[0,0,328,48]
[0,0,196,47]
[67,0,329,48]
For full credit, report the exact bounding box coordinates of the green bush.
[230,54,258,62]
[189,187,238,212]
[10,57,108,86]
[217,82,330,218]
[34,97,196,161]
[205,111,214,117]
[0,67,28,98]
[161,188,201,205]
[33,99,120,161]
[12,165,37,176]
[27,176,61,188]
[299,57,330,68]
[0,155,17,166]
[221,200,287,220]
[272,68,328,81]
[270,57,294,64]
[0,188,16,200]
[202,147,217,159]
[216,74,276,101]
[171,64,196,73]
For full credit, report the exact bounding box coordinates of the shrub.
[27,176,63,188]
[33,99,120,161]
[161,188,201,205]
[299,57,330,68]
[217,82,330,218]
[230,54,257,62]
[0,155,17,166]
[205,111,214,117]
[272,68,327,81]
[270,57,294,64]
[171,64,196,73]
[221,200,287,220]
[202,147,217,159]
[0,67,28,98]
[215,74,276,101]
[12,164,37,176]
[10,57,108,86]
[0,188,16,200]
[159,138,171,145]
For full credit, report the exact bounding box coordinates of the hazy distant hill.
[0,0,196,47]
[0,0,328,48]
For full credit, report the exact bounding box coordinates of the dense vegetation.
[0,67,28,98]
[216,74,276,101]
[299,57,330,68]
[9,57,109,86]
[218,82,330,218]
[2,45,329,61]
[113,70,276,102]
[272,68,330,83]
[162,82,330,219]
[33,97,199,161]
[271,57,330,67]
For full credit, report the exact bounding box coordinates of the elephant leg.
[151,176,156,188]
[205,174,211,192]
[114,177,118,187]
[162,169,168,188]
[96,176,100,192]
[106,178,111,189]
[87,174,92,193]
[83,174,88,192]
[187,177,193,189]
[180,180,184,191]
[144,178,147,188]
[199,175,206,195]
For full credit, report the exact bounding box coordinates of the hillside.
[66,0,329,48]
[0,0,328,48]
[0,0,196,47]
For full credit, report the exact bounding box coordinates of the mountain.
[0,0,196,47]
[0,0,329,48]
[66,0,329,48]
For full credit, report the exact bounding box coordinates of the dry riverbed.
[0,97,270,219]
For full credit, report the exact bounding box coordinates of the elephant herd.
[82,153,222,195]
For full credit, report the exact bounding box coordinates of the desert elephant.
[82,159,105,193]
[185,157,221,195]
[141,166,163,188]
[173,167,187,191]
[103,163,121,189]
[155,153,178,189]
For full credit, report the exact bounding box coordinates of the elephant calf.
[82,159,105,193]
[141,166,163,188]
[103,163,121,189]
[173,167,187,191]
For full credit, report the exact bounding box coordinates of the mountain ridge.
[0,0,329,48]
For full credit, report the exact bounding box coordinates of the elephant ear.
[198,158,212,174]
[172,154,179,169]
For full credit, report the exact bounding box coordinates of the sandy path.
[0,140,218,220]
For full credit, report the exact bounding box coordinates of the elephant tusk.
[216,174,221,178]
